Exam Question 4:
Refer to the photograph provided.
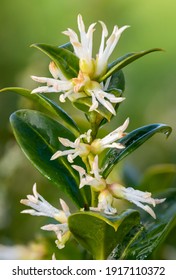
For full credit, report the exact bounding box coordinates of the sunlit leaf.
[0,87,80,137]
[102,123,172,178]
[31,43,79,79]
[100,48,163,82]
[10,109,88,207]
[68,209,140,260]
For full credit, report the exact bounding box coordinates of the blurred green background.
[0,0,176,259]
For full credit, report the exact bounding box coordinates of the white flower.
[31,15,128,115]
[94,22,129,78]
[63,14,96,76]
[90,189,117,215]
[91,118,129,153]
[20,183,71,248]
[41,223,71,250]
[50,130,92,163]
[109,183,166,219]
[51,119,128,164]
[72,155,106,191]
[64,14,129,78]
[85,80,125,115]
[31,62,74,99]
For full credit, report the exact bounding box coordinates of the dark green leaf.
[59,42,74,52]
[31,43,79,79]
[0,87,80,137]
[110,189,176,259]
[10,109,88,207]
[102,123,172,178]
[100,48,163,82]
[68,209,140,260]
[106,70,125,94]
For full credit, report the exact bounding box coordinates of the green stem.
[91,187,99,207]
[88,111,103,140]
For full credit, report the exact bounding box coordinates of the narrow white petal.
[21,209,37,215]
[31,76,55,85]
[89,93,99,111]
[98,21,108,56]
[104,25,129,60]
[91,155,102,181]
[60,199,70,217]
[72,164,86,175]
[58,137,76,148]
[26,194,38,204]
[132,200,156,219]
[101,118,129,145]
[107,96,125,104]
[103,143,125,149]
[31,86,58,94]
[63,29,80,57]
[154,198,166,204]
[32,183,38,199]
[51,149,76,161]
[67,150,81,163]
[50,151,63,160]
[59,89,73,103]
[49,61,67,81]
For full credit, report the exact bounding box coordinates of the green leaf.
[58,42,74,52]
[110,189,176,260]
[10,109,87,207]
[102,123,172,178]
[68,209,140,260]
[0,87,80,137]
[100,48,163,82]
[31,43,79,79]
[106,69,125,94]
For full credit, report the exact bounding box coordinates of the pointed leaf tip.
[102,123,172,178]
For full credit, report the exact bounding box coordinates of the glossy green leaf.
[0,87,80,137]
[110,189,176,260]
[68,209,140,260]
[59,42,74,52]
[106,70,125,94]
[100,48,163,82]
[31,43,79,79]
[102,123,172,178]
[10,109,87,207]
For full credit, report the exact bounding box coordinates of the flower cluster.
[31,14,127,115]
[21,183,71,249]
[20,15,166,250]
